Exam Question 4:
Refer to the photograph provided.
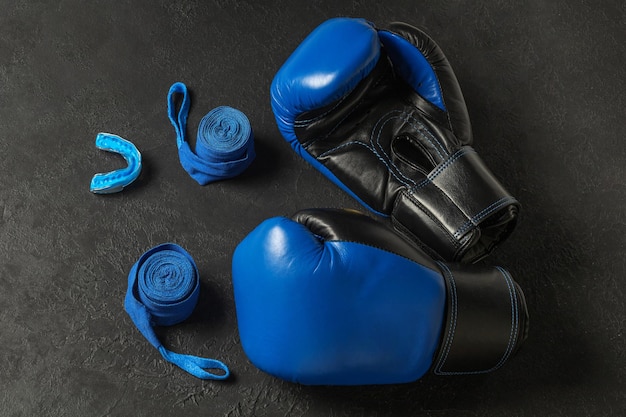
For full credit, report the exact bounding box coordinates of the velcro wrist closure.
[432,263,528,375]
[392,146,519,262]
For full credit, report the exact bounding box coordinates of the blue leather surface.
[270,17,380,149]
[232,216,446,385]
[270,17,447,143]
[378,30,446,110]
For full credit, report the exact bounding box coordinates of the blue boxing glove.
[271,18,520,263]
[232,208,527,385]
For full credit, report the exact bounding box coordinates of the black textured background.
[1,0,625,415]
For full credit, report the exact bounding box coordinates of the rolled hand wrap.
[167,82,255,185]
[124,243,229,380]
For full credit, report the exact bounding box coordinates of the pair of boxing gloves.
[232,17,527,385]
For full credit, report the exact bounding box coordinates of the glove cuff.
[391,146,520,263]
[432,263,528,375]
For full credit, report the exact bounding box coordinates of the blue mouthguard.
[90,132,142,194]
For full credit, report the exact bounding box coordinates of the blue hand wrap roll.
[90,132,142,194]
[167,82,255,185]
[124,243,229,380]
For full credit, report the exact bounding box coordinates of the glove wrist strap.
[432,263,528,375]
[392,146,519,262]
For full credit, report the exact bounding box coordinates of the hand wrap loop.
[124,243,229,380]
[167,82,255,185]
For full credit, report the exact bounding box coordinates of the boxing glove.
[270,17,520,263]
[232,208,528,385]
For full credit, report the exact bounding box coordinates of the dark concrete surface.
[1,0,625,415]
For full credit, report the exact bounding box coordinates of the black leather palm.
[294,23,519,263]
